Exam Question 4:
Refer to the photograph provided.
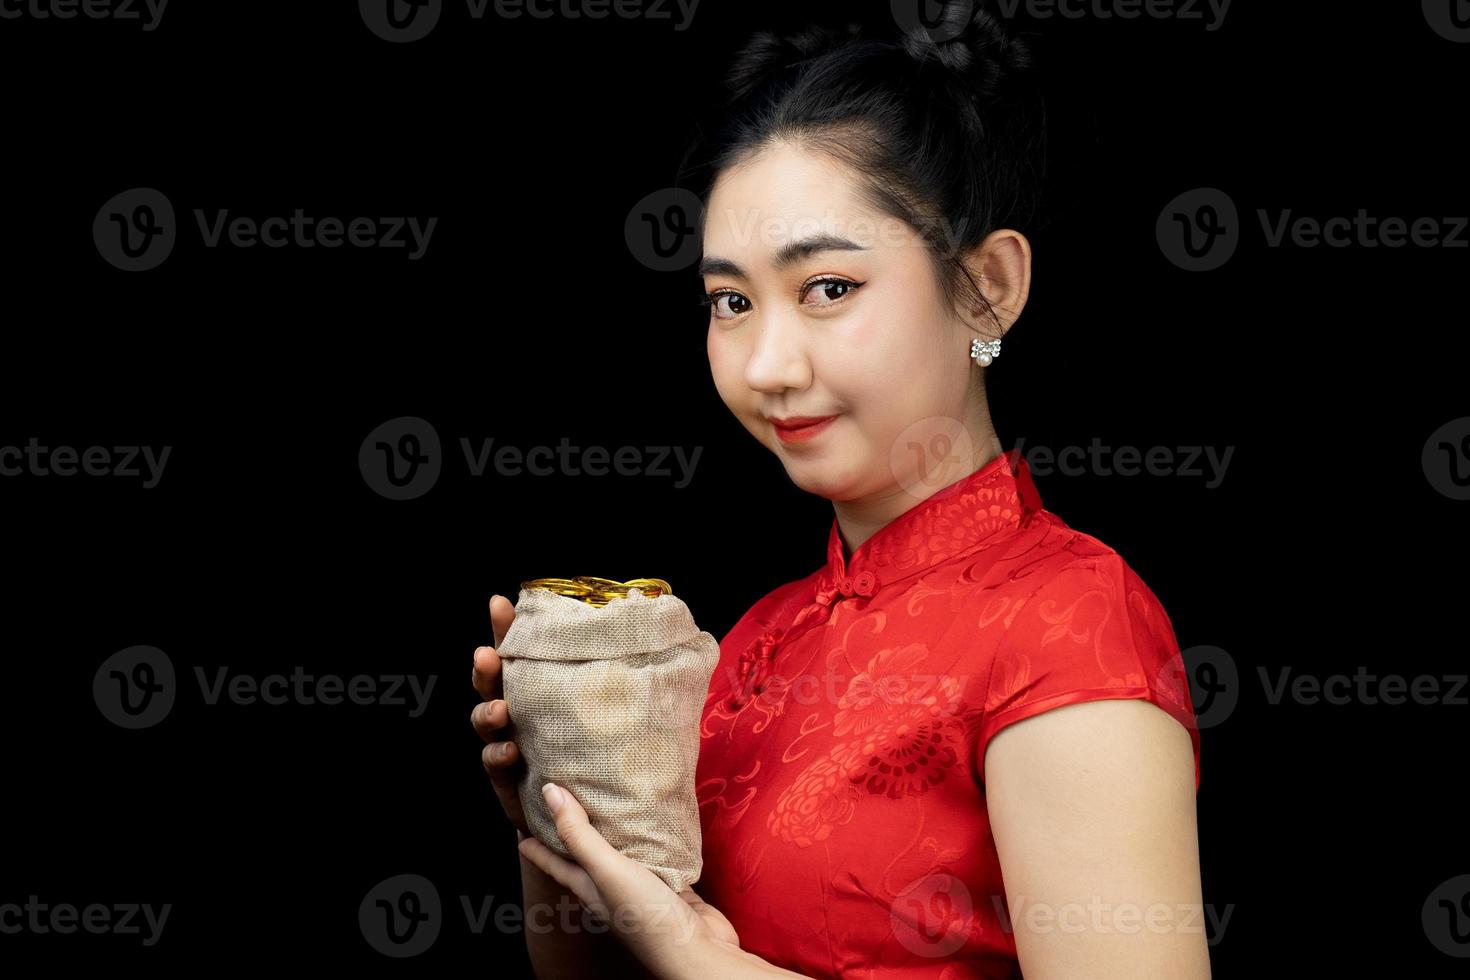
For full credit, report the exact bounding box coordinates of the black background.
[2,0,1466,974]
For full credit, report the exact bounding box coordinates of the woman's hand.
[520,782,806,980]
[471,594,528,837]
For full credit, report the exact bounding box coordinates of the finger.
[489,593,515,649]
[480,738,518,768]
[541,783,623,883]
[482,742,529,834]
[471,645,501,700]
[470,698,510,742]
[517,836,607,919]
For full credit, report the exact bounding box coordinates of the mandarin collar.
[816,447,1043,602]
[728,449,1044,710]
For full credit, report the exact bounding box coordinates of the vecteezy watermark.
[1170,647,1469,723]
[892,0,1233,41]
[995,894,1234,946]
[0,0,169,30]
[1011,438,1235,489]
[668,198,982,274]
[0,438,171,488]
[626,187,705,272]
[93,187,436,271]
[1258,666,1468,707]
[92,645,436,729]
[358,0,700,43]
[887,873,1233,958]
[890,873,975,957]
[359,873,698,957]
[1176,645,1237,730]
[1423,874,1470,958]
[1423,0,1470,43]
[1157,186,1468,271]
[0,896,171,946]
[1422,417,1470,500]
[889,416,986,502]
[358,416,702,500]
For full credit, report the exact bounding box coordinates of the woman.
[473,4,1208,977]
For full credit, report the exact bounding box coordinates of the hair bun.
[899,2,1031,101]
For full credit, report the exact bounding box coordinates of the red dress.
[695,448,1201,979]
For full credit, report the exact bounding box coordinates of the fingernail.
[542,783,565,814]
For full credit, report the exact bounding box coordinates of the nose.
[743,307,812,394]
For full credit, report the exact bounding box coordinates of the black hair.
[676,1,1046,342]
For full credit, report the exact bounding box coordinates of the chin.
[778,454,867,501]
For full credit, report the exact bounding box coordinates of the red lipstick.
[769,414,838,444]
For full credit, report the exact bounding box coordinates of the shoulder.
[966,518,1175,651]
[965,523,1201,790]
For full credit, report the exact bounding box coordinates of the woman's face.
[702,140,997,504]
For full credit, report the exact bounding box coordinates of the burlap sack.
[498,585,720,893]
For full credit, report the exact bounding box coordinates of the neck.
[833,415,1004,559]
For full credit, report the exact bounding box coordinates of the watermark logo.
[1011,439,1234,488]
[1157,187,1239,271]
[1178,644,1238,729]
[360,416,443,501]
[996,894,1233,946]
[891,0,974,43]
[94,188,176,272]
[94,188,437,270]
[626,187,705,272]
[359,416,703,499]
[889,416,981,501]
[992,0,1232,31]
[1159,186,1469,270]
[1258,665,1468,708]
[894,0,1233,36]
[0,438,171,488]
[890,873,974,957]
[358,872,698,957]
[359,0,443,43]
[1423,874,1470,958]
[0,0,169,30]
[1423,0,1470,43]
[360,874,443,957]
[0,897,172,946]
[1423,417,1470,500]
[93,646,438,728]
[360,0,701,42]
[93,645,176,729]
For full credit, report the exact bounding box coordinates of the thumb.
[542,783,620,878]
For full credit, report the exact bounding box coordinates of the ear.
[959,228,1032,338]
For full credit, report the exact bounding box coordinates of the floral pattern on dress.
[767,642,983,847]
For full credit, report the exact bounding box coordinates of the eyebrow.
[698,233,869,279]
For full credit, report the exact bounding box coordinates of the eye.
[800,276,865,307]
[702,289,751,320]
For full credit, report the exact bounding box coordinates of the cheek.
[820,302,933,403]
[706,327,747,409]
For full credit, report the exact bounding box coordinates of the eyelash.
[698,276,867,320]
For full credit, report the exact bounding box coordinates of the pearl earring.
[970,337,1002,367]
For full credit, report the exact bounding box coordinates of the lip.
[770,414,839,443]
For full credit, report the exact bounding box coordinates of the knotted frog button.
[852,570,878,597]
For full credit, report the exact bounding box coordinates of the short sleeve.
[976,555,1201,790]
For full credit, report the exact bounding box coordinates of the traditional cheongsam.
[694,447,1201,979]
